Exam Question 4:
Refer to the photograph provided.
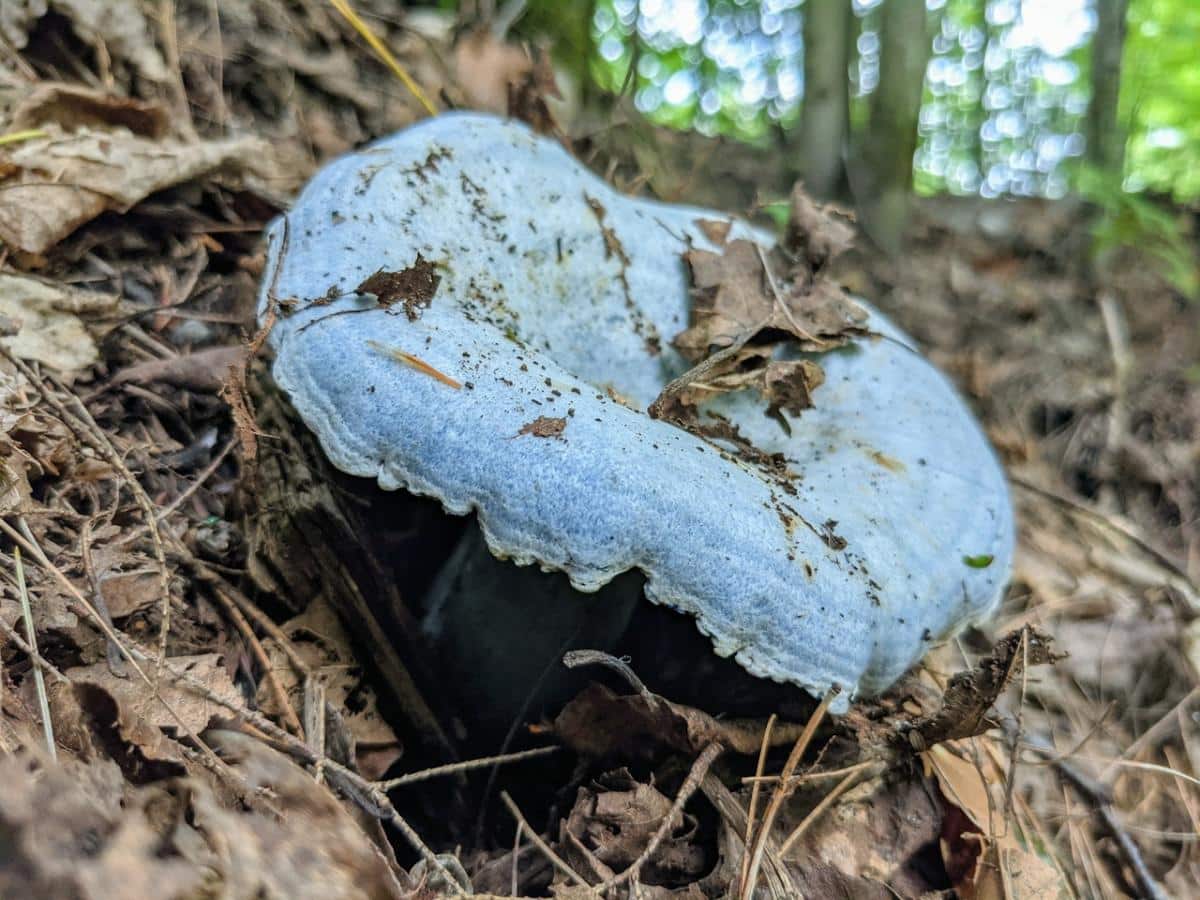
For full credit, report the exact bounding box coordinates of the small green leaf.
[963,554,994,569]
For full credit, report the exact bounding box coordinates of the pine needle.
[328,0,438,117]
[0,129,47,146]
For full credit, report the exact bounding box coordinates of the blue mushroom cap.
[258,112,1014,711]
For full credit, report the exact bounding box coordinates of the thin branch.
[500,790,599,896]
[377,745,560,790]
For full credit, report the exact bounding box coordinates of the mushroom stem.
[420,527,643,744]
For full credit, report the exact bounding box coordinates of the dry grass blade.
[739,686,839,899]
[739,712,776,889]
[776,761,878,856]
[328,0,438,116]
[13,547,55,760]
[0,129,47,146]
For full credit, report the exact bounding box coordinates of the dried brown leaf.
[12,82,170,138]
[0,756,202,900]
[784,183,856,270]
[554,682,802,759]
[110,345,245,393]
[507,46,563,137]
[695,217,731,246]
[0,126,266,254]
[49,0,169,82]
[906,627,1062,751]
[927,743,1068,900]
[0,274,117,373]
[256,598,402,780]
[560,769,706,887]
[62,652,242,738]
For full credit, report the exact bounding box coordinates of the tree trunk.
[1086,0,1130,178]
[799,0,854,200]
[856,0,931,254]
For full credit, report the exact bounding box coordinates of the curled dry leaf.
[926,742,1068,900]
[784,183,857,272]
[904,627,1061,751]
[49,653,243,770]
[0,125,266,254]
[256,598,402,780]
[672,239,867,361]
[560,769,707,887]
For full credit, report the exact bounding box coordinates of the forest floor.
[1,3,1198,899]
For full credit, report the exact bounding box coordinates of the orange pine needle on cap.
[367,340,462,389]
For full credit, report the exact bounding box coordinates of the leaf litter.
[650,185,869,438]
[0,2,1195,898]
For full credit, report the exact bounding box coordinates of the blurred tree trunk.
[799,0,854,200]
[856,0,930,254]
[1086,0,1129,178]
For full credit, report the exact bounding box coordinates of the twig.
[14,547,55,760]
[740,686,839,899]
[500,790,599,895]
[304,675,327,784]
[1098,290,1132,456]
[561,648,652,700]
[0,607,70,685]
[377,745,560,790]
[742,760,874,786]
[777,761,878,856]
[1,352,176,689]
[598,742,723,893]
[154,436,236,523]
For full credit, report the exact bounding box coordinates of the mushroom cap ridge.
[258,112,1014,711]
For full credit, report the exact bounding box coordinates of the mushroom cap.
[259,112,1013,711]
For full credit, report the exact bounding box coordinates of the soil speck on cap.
[518,415,567,438]
[355,254,441,320]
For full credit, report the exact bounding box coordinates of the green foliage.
[1077,164,1199,299]
[1121,0,1200,199]
[579,0,1200,210]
